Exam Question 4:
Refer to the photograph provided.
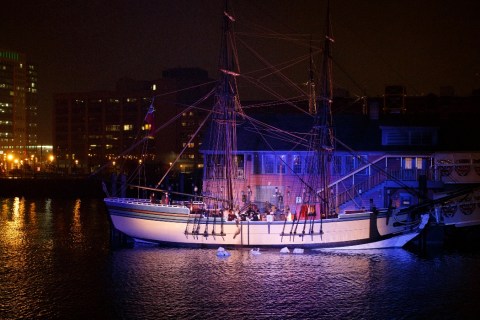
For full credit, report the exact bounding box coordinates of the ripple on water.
[2,198,480,319]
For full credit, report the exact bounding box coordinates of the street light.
[48,154,55,173]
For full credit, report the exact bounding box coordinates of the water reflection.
[2,197,25,249]
[108,247,428,319]
[0,198,111,319]
[1,198,479,319]
[70,199,83,245]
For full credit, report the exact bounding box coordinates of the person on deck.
[150,193,156,203]
[285,206,293,221]
[227,209,236,221]
[234,205,240,219]
[240,212,247,221]
[161,192,169,204]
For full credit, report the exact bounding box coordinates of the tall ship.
[104,1,430,249]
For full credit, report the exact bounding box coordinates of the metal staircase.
[329,154,434,211]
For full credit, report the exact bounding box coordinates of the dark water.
[1,197,479,319]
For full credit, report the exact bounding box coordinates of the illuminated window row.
[182,142,195,148]
[0,51,19,60]
[106,125,121,131]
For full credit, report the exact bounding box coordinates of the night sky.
[2,0,479,143]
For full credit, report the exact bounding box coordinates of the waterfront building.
[202,89,480,227]
[0,50,39,173]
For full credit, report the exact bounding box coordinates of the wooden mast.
[211,0,241,210]
[305,0,335,219]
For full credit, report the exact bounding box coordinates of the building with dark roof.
[201,91,480,227]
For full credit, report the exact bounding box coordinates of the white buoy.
[292,248,304,254]
[250,248,261,255]
[280,247,290,254]
[216,246,231,257]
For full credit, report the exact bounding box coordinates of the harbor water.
[1,197,479,319]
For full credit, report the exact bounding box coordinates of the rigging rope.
[155,102,214,188]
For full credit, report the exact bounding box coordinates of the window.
[416,158,424,170]
[253,153,262,174]
[381,126,437,146]
[235,155,244,169]
[333,155,342,175]
[182,142,194,148]
[106,125,120,132]
[235,155,245,178]
[264,155,274,174]
[345,156,354,173]
[293,155,302,174]
[277,155,286,174]
[404,157,413,170]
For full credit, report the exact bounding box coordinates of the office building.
[53,68,213,176]
[0,50,39,172]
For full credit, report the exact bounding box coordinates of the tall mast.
[305,0,335,217]
[308,37,317,115]
[210,0,241,209]
[319,0,335,217]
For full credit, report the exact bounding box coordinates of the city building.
[53,68,213,177]
[0,50,39,173]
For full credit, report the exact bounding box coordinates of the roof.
[201,96,480,154]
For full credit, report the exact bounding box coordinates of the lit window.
[293,155,302,174]
[416,158,423,170]
[106,125,120,131]
[405,157,413,170]
[264,154,274,174]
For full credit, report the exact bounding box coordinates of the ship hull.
[105,197,426,249]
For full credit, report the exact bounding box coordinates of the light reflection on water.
[1,198,479,319]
